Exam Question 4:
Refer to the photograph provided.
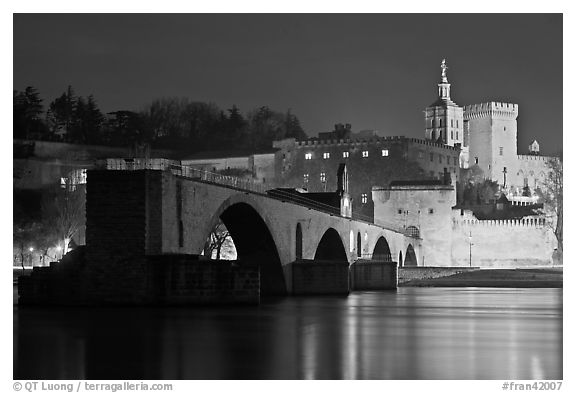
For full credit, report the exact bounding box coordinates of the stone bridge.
[86,168,421,296]
[19,167,422,305]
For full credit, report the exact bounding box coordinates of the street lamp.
[468,231,473,267]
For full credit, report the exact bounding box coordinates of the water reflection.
[14,288,562,380]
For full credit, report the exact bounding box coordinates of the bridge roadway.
[86,169,422,295]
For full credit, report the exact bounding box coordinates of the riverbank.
[400,267,563,288]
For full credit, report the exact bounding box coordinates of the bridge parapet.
[103,158,396,227]
[104,158,269,194]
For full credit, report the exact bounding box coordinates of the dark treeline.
[14,86,308,152]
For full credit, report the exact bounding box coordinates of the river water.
[13,287,562,380]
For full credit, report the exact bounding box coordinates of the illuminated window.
[320,172,326,183]
[305,152,312,160]
[342,151,349,158]
[381,149,389,157]
[362,150,369,158]
[323,152,330,159]
[361,194,368,204]
[303,174,309,183]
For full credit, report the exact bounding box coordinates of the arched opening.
[315,228,348,262]
[356,232,362,258]
[398,251,403,267]
[406,226,420,238]
[404,244,418,266]
[295,223,303,260]
[372,236,392,262]
[202,220,237,260]
[219,202,286,295]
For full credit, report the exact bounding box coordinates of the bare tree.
[204,222,234,260]
[43,180,86,255]
[541,157,563,256]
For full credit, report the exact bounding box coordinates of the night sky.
[13,13,563,155]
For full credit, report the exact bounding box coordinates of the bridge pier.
[289,259,350,295]
[350,260,398,290]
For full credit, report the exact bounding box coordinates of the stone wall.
[515,155,553,192]
[273,136,460,219]
[452,211,557,267]
[372,184,456,266]
[398,266,479,285]
[290,259,350,295]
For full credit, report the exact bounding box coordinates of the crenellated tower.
[463,102,519,186]
[424,59,464,148]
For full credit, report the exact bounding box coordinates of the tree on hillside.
[70,95,105,144]
[285,109,306,140]
[105,110,150,146]
[245,107,307,149]
[141,98,227,150]
[225,105,247,143]
[14,86,46,139]
[47,85,77,139]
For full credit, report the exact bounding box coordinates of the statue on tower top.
[441,58,448,82]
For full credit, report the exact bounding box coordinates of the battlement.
[517,154,556,162]
[454,209,546,228]
[406,138,460,151]
[295,136,407,148]
[294,136,459,151]
[463,102,518,120]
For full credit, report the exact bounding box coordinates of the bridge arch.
[404,244,418,266]
[315,228,348,262]
[372,236,392,262]
[203,195,287,295]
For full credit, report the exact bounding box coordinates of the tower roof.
[428,96,459,108]
[428,58,458,107]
